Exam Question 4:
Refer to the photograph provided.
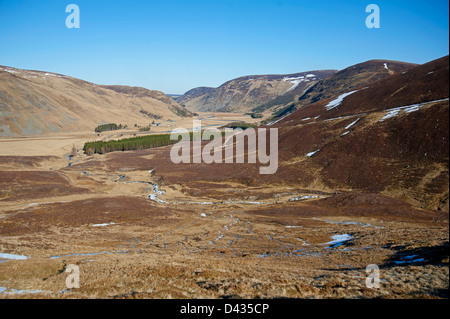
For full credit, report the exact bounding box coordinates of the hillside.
[265,59,418,121]
[266,55,449,211]
[176,87,215,105]
[0,66,192,136]
[178,70,338,114]
[178,60,418,117]
[297,60,417,106]
[144,56,449,212]
[276,56,447,122]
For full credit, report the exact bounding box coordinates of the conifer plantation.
[83,130,226,155]
[83,133,179,154]
[94,123,127,133]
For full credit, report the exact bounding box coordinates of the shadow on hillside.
[382,241,449,268]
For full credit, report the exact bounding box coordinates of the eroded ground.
[0,142,448,299]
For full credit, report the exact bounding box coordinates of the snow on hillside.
[325,90,359,110]
[344,118,360,129]
[379,98,449,122]
[283,74,317,93]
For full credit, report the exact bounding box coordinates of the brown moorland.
[0,57,448,299]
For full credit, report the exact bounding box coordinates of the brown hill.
[267,55,449,210]
[297,59,417,106]
[0,66,192,136]
[266,59,418,122]
[276,56,448,122]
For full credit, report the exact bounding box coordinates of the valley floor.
[0,113,448,299]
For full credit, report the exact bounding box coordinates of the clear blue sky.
[0,0,448,94]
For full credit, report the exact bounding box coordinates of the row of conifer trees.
[94,123,127,132]
[83,133,180,155]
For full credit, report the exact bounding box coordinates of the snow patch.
[283,76,304,93]
[91,222,116,227]
[324,234,353,248]
[283,74,316,93]
[404,105,422,113]
[267,113,291,126]
[283,76,304,82]
[0,253,28,260]
[43,72,66,78]
[325,90,358,110]
[379,98,449,122]
[0,287,41,295]
[0,67,18,74]
[344,118,360,130]
[305,149,320,157]
[289,195,324,201]
[380,108,402,121]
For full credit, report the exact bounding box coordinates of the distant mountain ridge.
[176,87,215,105]
[179,59,418,117]
[273,56,447,123]
[177,70,338,114]
[291,59,418,110]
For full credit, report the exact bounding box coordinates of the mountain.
[264,59,418,121]
[297,60,417,106]
[274,56,447,122]
[176,87,215,105]
[177,70,338,114]
[0,66,192,136]
[266,55,449,211]
[178,60,418,117]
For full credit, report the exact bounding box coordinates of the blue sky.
[0,0,448,94]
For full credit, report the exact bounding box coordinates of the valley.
[0,56,448,299]
[0,112,253,156]
[0,150,447,299]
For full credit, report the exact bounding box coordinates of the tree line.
[83,130,231,155]
[83,133,179,155]
[94,123,127,133]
